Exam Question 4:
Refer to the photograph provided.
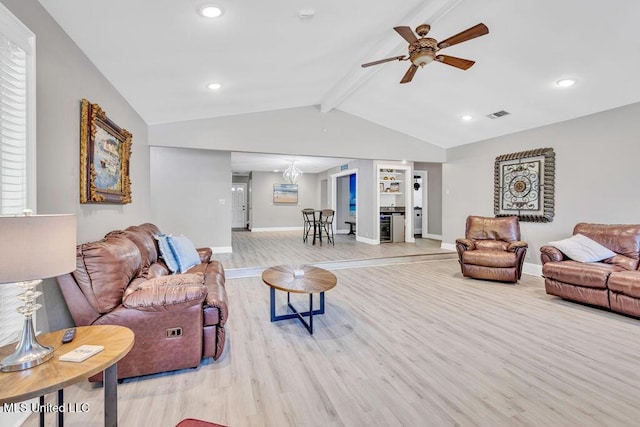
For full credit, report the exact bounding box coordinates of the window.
[0,3,36,346]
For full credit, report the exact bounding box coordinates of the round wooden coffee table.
[261,265,337,334]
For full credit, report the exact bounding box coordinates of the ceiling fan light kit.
[362,22,489,84]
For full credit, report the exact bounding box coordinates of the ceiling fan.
[361,23,489,84]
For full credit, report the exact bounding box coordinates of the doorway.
[231,183,247,228]
[413,170,428,238]
[330,168,357,236]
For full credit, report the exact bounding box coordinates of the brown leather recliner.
[456,216,528,283]
[56,223,228,381]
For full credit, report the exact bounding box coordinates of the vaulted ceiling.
[38,0,640,154]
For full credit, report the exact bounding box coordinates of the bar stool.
[319,209,335,245]
[302,209,315,243]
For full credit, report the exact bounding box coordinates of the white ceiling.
[37,0,640,157]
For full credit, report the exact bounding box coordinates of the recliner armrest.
[123,277,207,312]
[540,245,564,264]
[197,247,213,263]
[507,240,528,252]
[456,238,475,251]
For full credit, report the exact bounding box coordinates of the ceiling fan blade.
[400,64,419,84]
[437,23,489,49]
[394,26,418,44]
[435,55,475,70]
[361,56,406,68]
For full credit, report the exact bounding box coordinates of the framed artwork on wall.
[273,184,298,204]
[494,147,555,222]
[80,99,132,204]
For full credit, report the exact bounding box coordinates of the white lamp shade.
[0,214,77,284]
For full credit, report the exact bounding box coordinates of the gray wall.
[149,106,446,163]
[249,171,319,229]
[442,102,640,265]
[150,147,231,250]
[414,162,443,236]
[2,0,151,336]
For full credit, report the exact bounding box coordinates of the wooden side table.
[0,325,134,426]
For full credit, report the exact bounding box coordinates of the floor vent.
[486,110,511,119]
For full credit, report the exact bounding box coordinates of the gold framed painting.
[494,147,555,222]
[80,99,132,204]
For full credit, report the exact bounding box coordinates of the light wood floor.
[23,233,640,426]
[214,231,452,269]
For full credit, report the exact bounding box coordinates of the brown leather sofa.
[56,223,228,381]
[456,216,528,283]
[541,223,640,317]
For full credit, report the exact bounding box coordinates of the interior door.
[231,183,247,228]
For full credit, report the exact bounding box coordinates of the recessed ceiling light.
[556,78,576,88]
[199,5,223,18]
[299,9,316,19]
[461,115,473,121]
[207,82,222,90]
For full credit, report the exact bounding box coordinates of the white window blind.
[0,3,36,347]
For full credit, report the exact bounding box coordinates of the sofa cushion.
[542,260,619,289]
[574,223,640,260]
[73,235,142,313]
[466,216,520,242]
[168,235,201,273]
[106,227,158,272]
[603,254,639,271]
[548,233,616,263]
[155,234,179,273]
[122,273,207,312]
[462,250,517,268]
[474,240,509,251]
[608,271,640,299]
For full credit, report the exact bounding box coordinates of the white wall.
[149,106,446,163]
[442,102,640,265]
[249,171,319,230]
[150,147,231,251]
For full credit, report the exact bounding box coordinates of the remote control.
[61,328,76,343]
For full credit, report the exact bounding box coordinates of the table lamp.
[0,213,76,372]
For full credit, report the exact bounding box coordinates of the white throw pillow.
[548,233,616,263]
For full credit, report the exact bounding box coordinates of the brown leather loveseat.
[541,223,640,317]
[456,215,528,283]
[57,223,228,380]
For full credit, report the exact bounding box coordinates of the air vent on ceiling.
[486,110,511,119]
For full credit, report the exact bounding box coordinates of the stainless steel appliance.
[392,213,405,243]
[380,214,392,242]
[380,206,405,243]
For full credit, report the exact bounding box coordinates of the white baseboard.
[424,234,443,240]
[523,262,542,277]
[441,242,456,252]
[250,227,303,232]
[212,246,232,254]
[336,229,350,235]
[356,236,379,245]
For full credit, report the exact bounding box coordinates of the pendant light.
[283,161,302,184]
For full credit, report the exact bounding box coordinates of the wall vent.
[486,110,511,119]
